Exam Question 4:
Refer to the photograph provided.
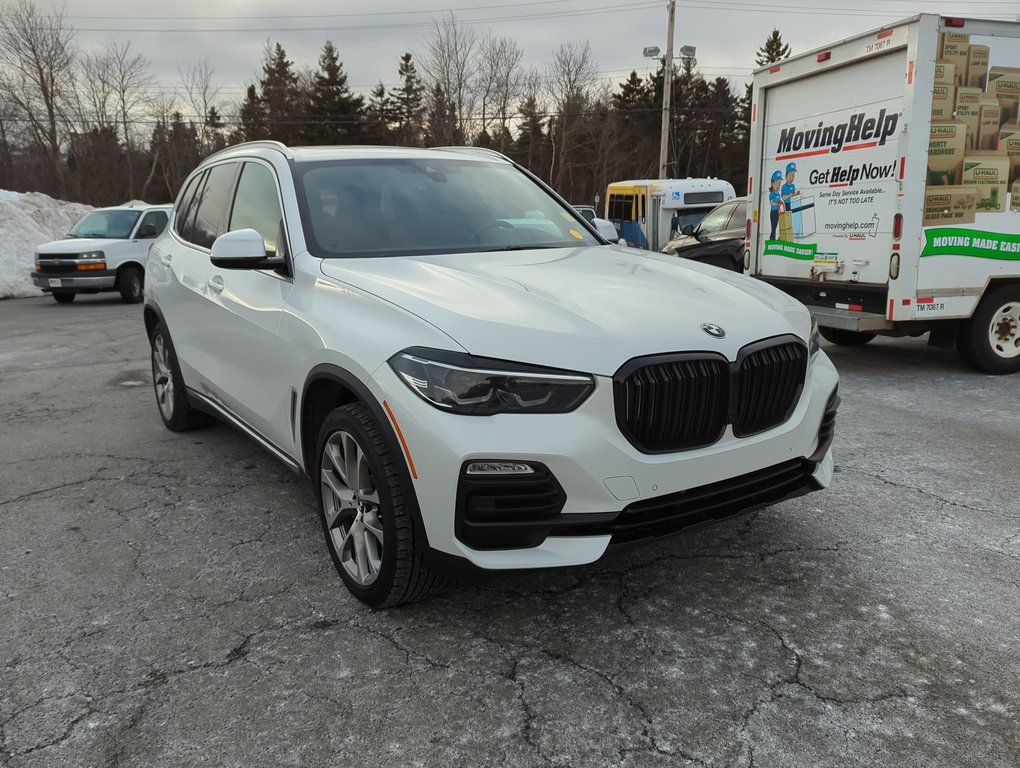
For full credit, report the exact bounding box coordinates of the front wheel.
[118,265,143,304]
[819,327,876,346]
[315,402,446,608]
[150,321,212,431]
[956,286,1020,374]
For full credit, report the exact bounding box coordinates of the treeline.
[0,0,791,207]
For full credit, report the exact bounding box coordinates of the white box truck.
[746,14,1020,373]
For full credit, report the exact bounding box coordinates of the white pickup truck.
[32,203,171,304]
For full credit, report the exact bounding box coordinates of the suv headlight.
[809,317,820,356]
[389,349,595,415]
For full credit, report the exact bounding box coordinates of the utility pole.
[658,0,676,179]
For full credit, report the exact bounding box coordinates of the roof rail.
[204,140,292,162]
[431,145,512,162]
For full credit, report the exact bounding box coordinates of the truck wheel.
[956,286,1020,374]
[52,292,76,304]
[818,327,876,346]
[150,321,212,430]
[315,402,447,608]
[118,265,143,304]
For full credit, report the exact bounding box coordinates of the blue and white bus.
[605,178,736,250]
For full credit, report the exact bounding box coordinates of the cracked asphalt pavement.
[1,294,1018,767]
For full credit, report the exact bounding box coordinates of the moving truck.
[746,15,1020,373]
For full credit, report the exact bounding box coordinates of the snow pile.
[0,190,93,299]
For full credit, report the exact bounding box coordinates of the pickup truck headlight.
[389,349,595,415]
[79,250,105,260]
[809,317,820,356]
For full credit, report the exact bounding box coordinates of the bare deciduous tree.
[0,0,76,194]
[546,40,598,191]
[476,34,525,151]
[179,56,223,153]
[420,12,477,142]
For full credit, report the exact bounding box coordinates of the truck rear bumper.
[809,306,892,332]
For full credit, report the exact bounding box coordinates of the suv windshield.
[297,158,600,257]
[68,210,142,239]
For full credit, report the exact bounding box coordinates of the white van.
[32,203,171,303]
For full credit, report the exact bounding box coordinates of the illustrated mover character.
[781,161,801,237]
[769,170,783,240]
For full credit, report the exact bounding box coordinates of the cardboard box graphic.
[979,97,1001,150]
[923,185,977,226]
[931,84,956,122]
[934,61,955,85]
[963,152,1010,212]
[940,32,970,87]
[999,126,1020,187]
[1012,177,1020,213]
[987,67,1020,127]
[927,121,968,185]
[967,45,989,89]
[955,87,982,149]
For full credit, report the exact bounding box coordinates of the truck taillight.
[746,219,751,239]
[944,17,965,28]
[893,213,903,240]
[817,51,831,63]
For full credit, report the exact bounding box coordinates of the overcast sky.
[53,0,1020,118]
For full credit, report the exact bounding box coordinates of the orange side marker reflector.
[383,400,418,480]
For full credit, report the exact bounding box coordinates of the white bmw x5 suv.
[144,141,839,607]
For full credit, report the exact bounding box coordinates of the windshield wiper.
[480,244,566,252]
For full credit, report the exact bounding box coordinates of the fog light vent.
[466,461,535,475]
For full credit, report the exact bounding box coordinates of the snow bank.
[0,190,93,299]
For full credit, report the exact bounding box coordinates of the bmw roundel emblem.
[701,323,726,339]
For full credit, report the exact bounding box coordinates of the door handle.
[207,275,224,295]
[159,254,173,266]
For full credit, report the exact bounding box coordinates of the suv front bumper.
[373,351,840,570]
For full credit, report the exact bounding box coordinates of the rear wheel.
[315,402,446,608]
[819,327,876,346]
[118,265,143,304]
[52,292,76,304]
[956,286,1020,374]
[150,321,212,431]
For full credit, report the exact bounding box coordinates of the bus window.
[608,194,634,221]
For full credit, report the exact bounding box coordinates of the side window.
[137,210,168,238]
[726,201,748,230]
[191,162,238,249]
[174,171,205,241]
[698,203,735,234]
[229,162,284,256]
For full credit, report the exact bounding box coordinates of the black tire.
[149,321,212,431]
[956,285,1020,375]
[52,292,76,304]
[315,402,447,608]
[818,326,876,346]
[118,265,144,304]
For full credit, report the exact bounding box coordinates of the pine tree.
[389,53,426,147]
[756,30,791,67]
[259,42,303,144]
[236,84,266,142]
[612,71,658,178]
[363,82,393,145]
[424,84,462,146]
[510,96,549,179]
[306,41,364,145]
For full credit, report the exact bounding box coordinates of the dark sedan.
[661,196,748,271]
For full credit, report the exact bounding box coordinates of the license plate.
[48,279,62,287]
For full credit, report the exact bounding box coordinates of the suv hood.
[319,246,808,375]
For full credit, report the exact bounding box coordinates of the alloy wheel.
[151,334,174,421]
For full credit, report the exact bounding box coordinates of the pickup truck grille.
[615,336,807,453]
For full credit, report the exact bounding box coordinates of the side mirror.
[681,224,695,236]
[210,228,272,268]
[592,217,624,244]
